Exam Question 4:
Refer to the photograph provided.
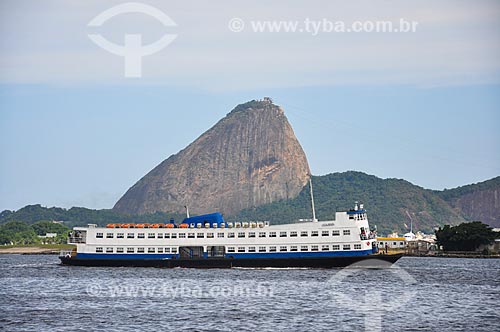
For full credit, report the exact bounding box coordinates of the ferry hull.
[59,254,403,268]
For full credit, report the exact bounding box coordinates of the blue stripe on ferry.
[226,249,373,259]
[346,209,366,215]
[75,249,373,260]
[76,253,176,260]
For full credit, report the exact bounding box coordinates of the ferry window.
[269,246,277,252]
[178,233,186,238]
[217,233,225,238]
[249,232,256,238]
[127,233,134,239]
[301,245,308,251]
[311,245,319,251]
[157,233,163,239]
[259,232,266,238]
[157,248,163,253]
[171,248,177,254]
[269,232,276,238]
[148,233,155,239]
[400,242,404,245]
[164,233,170,239]
[138,233,145,239]
[332,230,340,236]
[238,232,245,238]
[237,247,245,253]
[258,246,266,252]
[148,248,155,253]
[349,215,355,220]
[117,233,124,238]
[332,245,340,250]
[343,244,351,250]
[171,233,177,238]
[116,247,124,253]
[393,242,397,246]
[127,247,134,253]
[280,232,287,237]
[188,233,195,238]
[290,246,298,252]
[96,247,103,253]
[106,247,113,253]
[279,246,287,252]
[354,244,362,249]
[248,247,256,252]
[228,233,235,238]
[165,248,170,253]
[290,231,297,237]
[197,233,204,238]
[137,248,145,253]
[96,233,103,238]
[207,233,214,238]
[343,230,351,236]
[322,245,329,251]
[227,247,235,253]
[322,231,329,236]
[311,231,319,237]
[301,231,308,237]
[106,233,114,238]
[379,242,384,245]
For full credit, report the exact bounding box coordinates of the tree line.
[0,220,70,245]
[435,221,498,252]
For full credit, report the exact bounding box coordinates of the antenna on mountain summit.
[309,176,318,222]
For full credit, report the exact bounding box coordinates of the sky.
[1,0,499,211]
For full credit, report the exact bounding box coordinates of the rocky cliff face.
[113,99,311,215]
[450,189,500,227]
[438,177,500,228]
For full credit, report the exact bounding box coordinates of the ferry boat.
[59,186,402,268]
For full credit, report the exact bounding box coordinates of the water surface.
[0,255,498,331]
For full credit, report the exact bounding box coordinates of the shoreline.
[0,246,73,255]
[405,253,500,259]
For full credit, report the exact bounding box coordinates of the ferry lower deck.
[59,253,403,268]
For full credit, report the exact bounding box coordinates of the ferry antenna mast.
[309,176,318,222]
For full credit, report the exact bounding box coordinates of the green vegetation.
[0,206,185,245]
[435,221,497,251]
[231,172,465,234]
[0,220,70,245]
[1,171,495,236]
[436,176,500,201]
[0,221,38,245]
[0,204,185,229]
[231,100,268,114]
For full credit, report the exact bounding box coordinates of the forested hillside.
[2,172,498,235]
[231,172,466,234]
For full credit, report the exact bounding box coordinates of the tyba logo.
[88,2,177,77]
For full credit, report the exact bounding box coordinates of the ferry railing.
[68,237,86,244]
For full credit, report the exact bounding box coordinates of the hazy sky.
[1,0,499,211]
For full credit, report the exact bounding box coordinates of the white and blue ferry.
[60,194,402,268]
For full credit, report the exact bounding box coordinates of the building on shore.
[407,239,438,255]
[377,237,406,249]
